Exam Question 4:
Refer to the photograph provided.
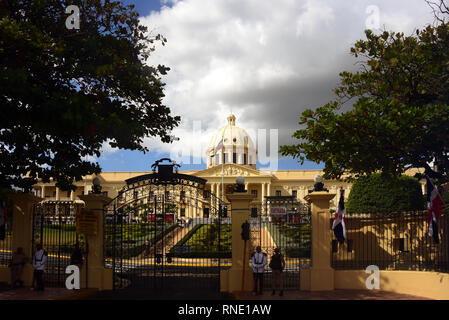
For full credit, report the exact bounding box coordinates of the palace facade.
[32,115,426,217]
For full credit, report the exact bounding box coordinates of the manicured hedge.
[346,174,426,214]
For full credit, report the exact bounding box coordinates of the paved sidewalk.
[236,289,433,300]
[0,285,98,300]
[0,283,433,300]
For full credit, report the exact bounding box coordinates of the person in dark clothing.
[70,243,83,268]
[10,247,28,288]
[269,247,285,296]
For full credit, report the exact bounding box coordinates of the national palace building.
[32,114,426,217]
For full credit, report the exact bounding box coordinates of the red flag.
[426,177,445,244]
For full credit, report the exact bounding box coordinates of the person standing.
[269,247,285,296]
[10,247,28,288]
[32,244,47,291]
[70,242,83,269]
[251,246,267,295]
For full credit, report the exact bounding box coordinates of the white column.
[245,183,249,192]
[189,189,193,218]
[267,183,271,197]
[214,183,219,211]
[261,183,266,215]
[84,181,89,195]
[70,190,74,201]
[56,187,60,200]
[301,186,307,201]
[41,186,46,198]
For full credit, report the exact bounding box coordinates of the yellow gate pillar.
[5,193,42,285]
[302,191,336,291]
[220,188,256,294]
[78,194,113,290]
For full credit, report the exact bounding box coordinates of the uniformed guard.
[32,244,47,291]
[251,246,267,295]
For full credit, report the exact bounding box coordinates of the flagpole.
[221,129,224,204]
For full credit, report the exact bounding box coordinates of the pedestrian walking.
[10,247,28,288]
[251,246,267,295]
[32,244,47,291]
[269,247,285,296]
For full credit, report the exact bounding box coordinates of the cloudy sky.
[98,0,436,172]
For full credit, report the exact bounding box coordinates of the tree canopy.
[0,0,180,191]
[345,174,425,214]
[280,5,449,185]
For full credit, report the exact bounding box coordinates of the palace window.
[292,190,297,198]
[243,153,247,165]
[180,208,185,217]
[224,153,229,164]
[203,208,210,218]
[251,190,258,198]
[233,153,237,164]
[276,190,281,197]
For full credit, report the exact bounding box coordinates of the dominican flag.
[426,176,445,244]
[332,189,346,244]
[0,201,7,241]
[213,139,223,155]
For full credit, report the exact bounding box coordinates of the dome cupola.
[206,115,256,169]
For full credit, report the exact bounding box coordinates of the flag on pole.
[426,176,444,244]
[0,201,7,241]
[332,189,346,244]
[214,139,223,155]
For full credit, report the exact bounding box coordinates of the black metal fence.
[0,208,12,267]
[103,161,229,291]
[32,201,86,287]
[331,211,449,273]
[250,197,311,290]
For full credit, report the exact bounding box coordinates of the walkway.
[237,289,433,300]
[0,283,433,300]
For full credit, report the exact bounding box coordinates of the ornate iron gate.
[104,159,229,291]
[250,196,311,290]
[32,201,86,287]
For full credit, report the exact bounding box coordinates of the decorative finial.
[227,114,236,126]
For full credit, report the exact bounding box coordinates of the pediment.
[193,164,261,178]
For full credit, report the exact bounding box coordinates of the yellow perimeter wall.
[334,270,449,300]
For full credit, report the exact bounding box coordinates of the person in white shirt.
[32,244,47,291]
[251,246,267,295]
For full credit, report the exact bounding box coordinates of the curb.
[50,288,99,300]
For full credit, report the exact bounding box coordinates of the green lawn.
[171,224,232,258]
[267,222,311,258]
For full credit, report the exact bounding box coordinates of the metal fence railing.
[331,211,449,273]
[0,212,13,267]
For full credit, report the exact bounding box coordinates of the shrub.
[346,174,426,214]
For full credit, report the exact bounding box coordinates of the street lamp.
[311,174,328,192]
[234,176,246,192]
[92,177,102,194]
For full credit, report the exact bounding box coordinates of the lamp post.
[92,177,102,194]
[309,174,328,193]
